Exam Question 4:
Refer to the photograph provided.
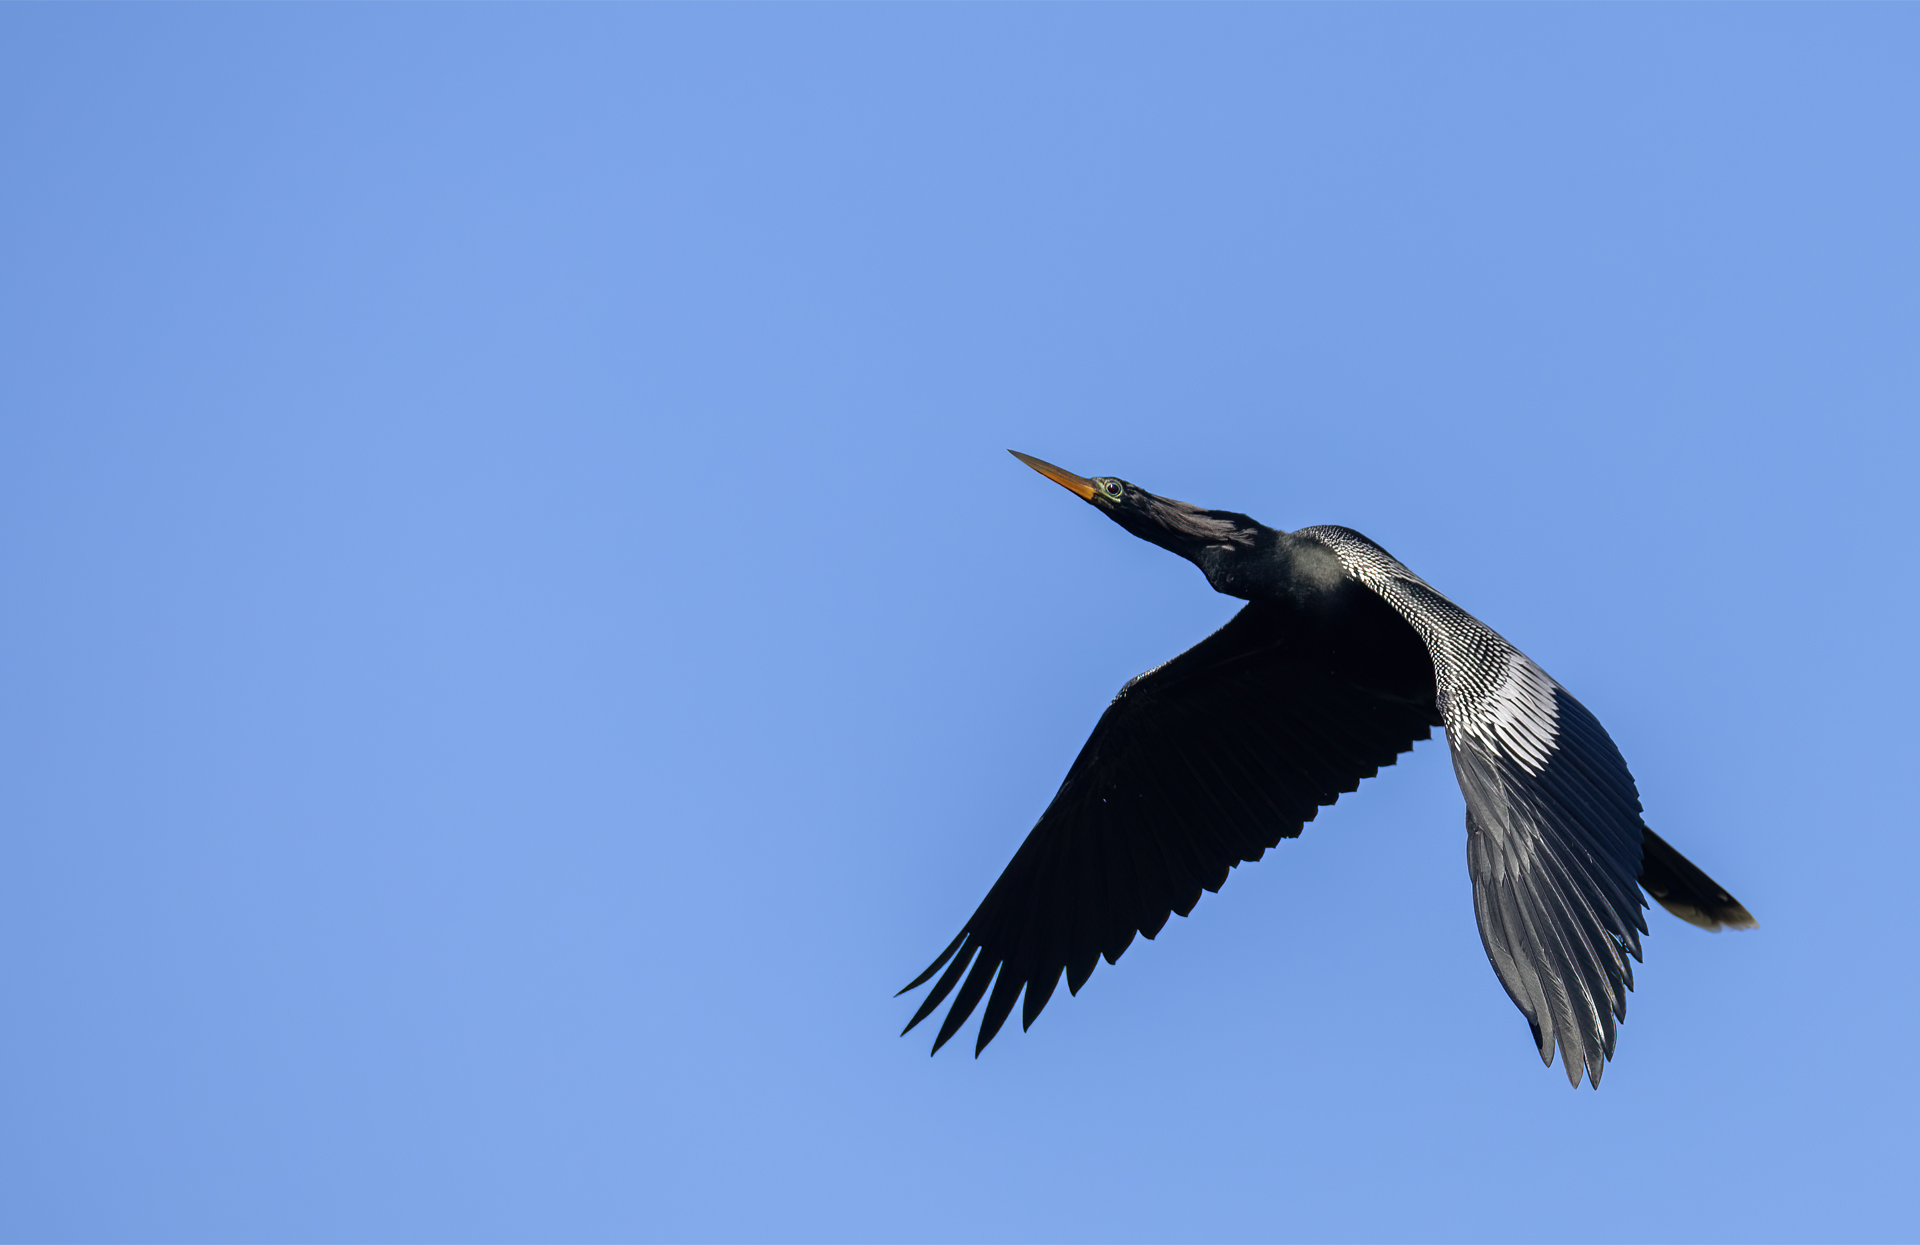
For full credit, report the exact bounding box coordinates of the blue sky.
[3,6,1916,1242]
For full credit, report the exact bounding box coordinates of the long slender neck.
[1102,490,1339,603]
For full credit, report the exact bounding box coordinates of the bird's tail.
[1639,828,1758,931]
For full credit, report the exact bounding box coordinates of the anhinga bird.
[900,451,1756,1088]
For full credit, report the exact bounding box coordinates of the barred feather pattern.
[1296,526,1651,1087]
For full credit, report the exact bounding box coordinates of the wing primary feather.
[1232,718,1324,826]
[1152,779,1242,889]
[1193,749,1284,859]
[1065,799,1107,992]
[1022,963,1063,1030]
[1470,814,1557,1066]
[1120,793,1193,930]
[932,951,1002,1055]
[968,841,1057,1054]
[1518,868,1603,1088]
[975,958,1027,1055]
[1133,783,1215,922]
[1529,843,1629,1029]
[899,931,968,996]
[1099,799,1156,961]
[903,938,980,1036]
[1525,795,1645,948]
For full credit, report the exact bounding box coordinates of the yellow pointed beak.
[1009,450,1098,501]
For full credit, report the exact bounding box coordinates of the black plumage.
[899,451,1756,1087]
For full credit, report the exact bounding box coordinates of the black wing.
[899,590,1440,1056]
[1297,525,1755,1088]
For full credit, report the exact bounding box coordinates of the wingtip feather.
[897,930,968,996]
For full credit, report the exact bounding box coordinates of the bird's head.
[1009,450,1276,597]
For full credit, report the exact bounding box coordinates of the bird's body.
[900,452,1755,1087]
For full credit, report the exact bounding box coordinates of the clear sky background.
[3,6,1917,1243]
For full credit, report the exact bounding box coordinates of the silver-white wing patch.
[1297,525,1650,1088]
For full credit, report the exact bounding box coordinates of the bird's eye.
[1098,479,1124,501]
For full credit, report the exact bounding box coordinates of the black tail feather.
[1639,828,1757,932]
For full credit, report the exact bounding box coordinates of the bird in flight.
[900,451,1756,1087]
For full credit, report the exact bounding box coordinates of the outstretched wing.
[900,589,1441,1056]
[902,587,1443,1052]
[1297,525,1754,1087]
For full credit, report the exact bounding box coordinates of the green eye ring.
[1096,478,1124,501]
